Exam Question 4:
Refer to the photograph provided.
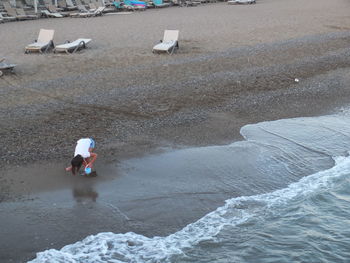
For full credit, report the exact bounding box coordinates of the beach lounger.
[57,0,77,10]
[112,0,136,11]
[66,0,78,7]
[92,0,103,7]
[3,2,13,9]
[228,0,255,4]
[41,9,64,18]
[122,3,135,10]
[123,0,146,9]
[153,30,179,54]
[3,2,32,20]
[78,4,89,12]
[54,38,92,53]
[72,6,105,17]
[4,7,27,20]
[69,5,87,16]
[15,8,38,19]
[103,0,113,6]
[65,0,79,10]
[88,3,98,11]
[75,0,88,8]
[185,0,199,7]
[152,0,170,8]
[6,7,38,20]
[92,6,105,15]
[24,0,35,8]
[170,0,179,6]
[15,0,24,8]
[48,4,70,15]
[25,29,55,53]
[43,0,51,6]
[93,0,116,12]
[0,58,16,77]
[112,1,123,9]
[57,0,65,8]
[133,0,147,9]
[108,2,133,14]
[0,12,17,22]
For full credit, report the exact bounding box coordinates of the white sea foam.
[29,154,350,263]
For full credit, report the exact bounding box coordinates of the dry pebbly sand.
[1,0,350,261]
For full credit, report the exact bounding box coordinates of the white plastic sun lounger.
[41,9,64,18]
[0,13,16,22]
[228,0,255,4]
[16,8,38,19]
[5,6,29,20]
[25,29,55,53]
[54,38,92,53]
[153,30,179,55]
[66,0,79,9]
[70,6,104,17]
[0,58,16,77]
[48,4,70,16]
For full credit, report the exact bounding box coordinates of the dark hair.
[71,155,84,175]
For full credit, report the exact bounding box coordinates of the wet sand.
[1,0,350,262]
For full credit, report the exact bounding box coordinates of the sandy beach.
[1,0,350,261]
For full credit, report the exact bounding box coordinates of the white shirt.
[74,138,91,158]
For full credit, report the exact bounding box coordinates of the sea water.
[29,110,350,263]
